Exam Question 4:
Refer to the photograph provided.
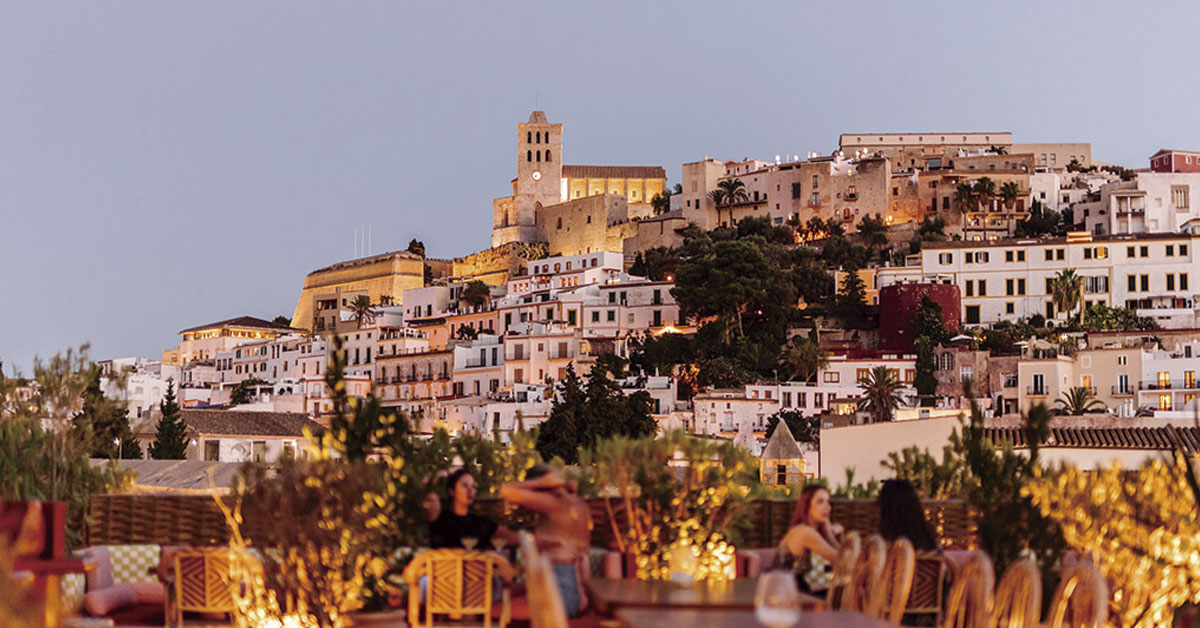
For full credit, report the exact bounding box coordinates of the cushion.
[83,584,137,617]
[81,547,114,591]
[107,544,161,584]
[129,581,165,605]
[60,573,86,614]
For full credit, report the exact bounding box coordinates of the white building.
[1083,173,1200,236]
[878,232,1200,327]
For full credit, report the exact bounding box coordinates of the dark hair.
[446,468,474,497]
[877,479,938,551]
[524,463,554,481]
[790,484,829,528]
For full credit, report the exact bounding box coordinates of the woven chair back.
[168,548,238,627]
[944,553,995,628]
[990,559,1042,628]
[847,534,886,613]
[1045,563,1107,628]
[906,551,954,625]
[403,548,514,628]
[519,532,567,628]
[869,537,915,623]
[827,531,861,611]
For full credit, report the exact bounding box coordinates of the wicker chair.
[826,531,861,611]
[847,534,887,613]
[518,532,567,628]
[403,548,515,628]
[1045,563,1107,628]
[944,553,994,628]
[904,550,955,626]
[989,559,1041,628]
[867,537,915,624]
[164,548,239,628]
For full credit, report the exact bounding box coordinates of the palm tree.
[781,336,829,382]
[1056,386,1106,415]
[858,365,904,423]
[974,177,997,241]
[708,179,749,228]
[348,295,378,329]
[1000,181,1021,234]
[954,182,976,237]
[1051,269,1084,322]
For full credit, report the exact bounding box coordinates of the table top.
[616,608,895,628]
[588,578,822,612]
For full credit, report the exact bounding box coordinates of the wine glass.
[754,571,800,628]
[491,537,507,552]
[461,536,479,550]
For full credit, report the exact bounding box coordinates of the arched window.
[536,150,541,162]
[545,150,551,161]
[536,131,541,143]
[527,131,531,143]
[527,150,532,162]
[545,132,550,143]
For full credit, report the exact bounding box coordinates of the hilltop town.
[78,111,1200,482]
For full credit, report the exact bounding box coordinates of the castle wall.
[291,252,425,332]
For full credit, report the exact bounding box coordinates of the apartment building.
[504,322,590,386]
[450,334,505,398]
[1149,148,1200,174]
[878,232,1200,328]
[1082,173,1200,235]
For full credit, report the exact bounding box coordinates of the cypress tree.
[149,380,188,459]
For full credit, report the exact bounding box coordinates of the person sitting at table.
[776,484,842,594]
[499,463,592,618]
[429,469,516,550]
[877,478,940,552]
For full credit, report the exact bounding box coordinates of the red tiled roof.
[562,165,667,179]
[984,426,1200,452]
[177,409,324,437]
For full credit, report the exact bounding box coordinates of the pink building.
[1150,148,1200,174]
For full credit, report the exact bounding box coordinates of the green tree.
[919,217,946,241]
[459,280,490,309]
[650,190,672,215]
[953,182,977,217]
[1050,268,1084,322]
[857,213,888,251]
[835,268,869,329]
[272,315,292,327]
[71,366,141,459]
[820,235,870,269]
[1081,302,1159,331]
[858,365,903,423]
[764,409,819,445]
[914,295,951,346]
[230,377,267,406]
[914,338,938,406]
[535,363,655,464]
[780,335,828,382]
[406,238,426,257]
[973,177,997,240]
[1013,199,1062,238]
[629,246,680,281]
[999,181,1020,212]
[348,294,378,328]
[1056,386,1106,415]
[148,381,188,460]
[673,239,772,339]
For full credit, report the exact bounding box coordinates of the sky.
[2,1,1198,375]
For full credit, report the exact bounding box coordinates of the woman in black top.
[877,478,939,551]
[429,469,514,549]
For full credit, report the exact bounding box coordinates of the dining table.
[615,608,896,628]
[587,578,823,614]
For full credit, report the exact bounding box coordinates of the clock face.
[531,170,542,181]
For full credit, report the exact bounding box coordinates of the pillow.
[83,584,137,617]
[129,581,165,605]
[81,547,114,591]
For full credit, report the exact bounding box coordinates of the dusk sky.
[3,2,1198,374]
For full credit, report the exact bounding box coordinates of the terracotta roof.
[174,409,324,437]
[179,316,295,335]
[562,165,667,180]
[984,425,1200,452]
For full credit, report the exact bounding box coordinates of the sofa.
[75,544,168,622]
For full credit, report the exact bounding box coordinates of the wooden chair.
[944,553,995,628]
[847,534,886,613]
[1045,563,1107,628]
[164,548,238,628]
[867,537,915,624]
[403,548,515,628]
[518,532,567,628]
[989,559,1041,628]
[826,531,861,611]
[904,550,956,626]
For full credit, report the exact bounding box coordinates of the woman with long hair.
[429,468,516,549]
[877,479,939,551]
[776,484,842,594]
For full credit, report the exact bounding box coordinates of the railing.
[1139,380,1200,391]
[1111,386,1134,396]
[1027,387,1047,396]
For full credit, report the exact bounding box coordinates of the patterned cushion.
[60,573,86,614]
[107,544,161,584]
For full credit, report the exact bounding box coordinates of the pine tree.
[149,381,188,460]
[72,366,141,458]
[914,338,939,406]
[836,268,869,329]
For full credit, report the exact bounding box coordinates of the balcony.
[1111,386,1134,396]
[1027,387,1047,396]
[1138,380,1200,391]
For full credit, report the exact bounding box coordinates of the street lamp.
[113,437,121,461]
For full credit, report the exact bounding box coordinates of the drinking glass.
[462,536,479,550]
[754,571,800,628]
[491,537,507,552]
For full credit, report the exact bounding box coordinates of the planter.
[347,609,407,627]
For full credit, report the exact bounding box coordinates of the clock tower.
[494,111,563,247]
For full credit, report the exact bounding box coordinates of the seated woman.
[429,469,515,550]
[776,484,842,594]
[877,479,939,551]
[499,464,592,618]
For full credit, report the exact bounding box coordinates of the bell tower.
[493,111,564,248]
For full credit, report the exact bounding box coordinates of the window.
[1169,274,1176,291]
[1127,245,1136,258]
[1128,275,1137,291]
[1006,302,1015,314]
[1183,244,1189,256]
[545,150,551,161]
[1117,355,1128,366]
[1057,249,1065,260]
[792,182,802,199]
[1167,245,1176,257]
[1018,278,1026,295]
[1045,249,1054,261]
[1173,186,1190,209]
[1117,374,1130,394]
[1032,373,1045,394]
[824,372,840,383]
[965,281,974,297]
[811,192,820,205]
[978,280,987,296]
[814,393,824,408]
[939,253,953,265]
[204,442,219,461]
[1006,250,1014,262]
[1084,276,1108,294]
[1018,250,1025,262]
[1184,274,1190,291]
[1159,393,1172,411]
[965,305,980,324]
[252,441,267,463]
[1141,275,1149,292]
[606,310,615,322]
[1141,245,1149,257]
[812,175,819,188]
[1006,279,1014,296]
